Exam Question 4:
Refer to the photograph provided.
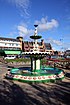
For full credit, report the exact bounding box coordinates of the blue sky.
[0,0,70,51]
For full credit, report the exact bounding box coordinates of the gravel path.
[0,63,70,105]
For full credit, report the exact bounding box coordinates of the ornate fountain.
[25,25,47,74]
[6,25,64,83]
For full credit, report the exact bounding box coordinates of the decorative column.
[30,25,42,73]
[36,59,40,70]
[31,57,40,73]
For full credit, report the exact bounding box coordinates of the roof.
[44,43,51,46]
[65,50,70,52]
[0,37,20,42]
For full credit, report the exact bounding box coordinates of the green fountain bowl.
[30,35,42,39]
[5,66,64,83]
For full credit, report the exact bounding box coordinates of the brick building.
[0,36,53,56]
[23,39,53,54]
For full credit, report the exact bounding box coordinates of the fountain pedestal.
[30,25,42,73]
[31,57,40,72]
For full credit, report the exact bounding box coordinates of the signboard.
[5,50,21,54]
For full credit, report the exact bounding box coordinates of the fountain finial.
[34,25,38,27]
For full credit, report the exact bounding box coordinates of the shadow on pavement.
[65,72,70,78]
[0,79,70,105]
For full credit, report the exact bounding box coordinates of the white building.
[0,36,23,56]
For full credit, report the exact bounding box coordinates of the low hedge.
[5,58,31,63]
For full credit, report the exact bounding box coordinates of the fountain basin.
[6,66,64,83]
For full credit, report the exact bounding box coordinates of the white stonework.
[36,59,40,70]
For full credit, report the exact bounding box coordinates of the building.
[0,36,23,56]
[0,36,53,56]
[44,42,54,54]
[64,50,70,56]
[23,39,53,54]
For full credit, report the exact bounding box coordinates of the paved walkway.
[0,63,70,105]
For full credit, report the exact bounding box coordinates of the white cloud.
[46,38,62,46]
[68,48,70,50]
[52,39,62,46]
[46,38,70,51]
[17,25,33,37]
[5,0,30,17]
[63,43,70,50]
[17,17,59,38]
[34,17,59,32]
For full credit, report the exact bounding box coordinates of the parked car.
[4,56,16,59]
[66,55,70,58]
[51,55,59,59]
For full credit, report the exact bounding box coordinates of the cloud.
[46,38,70,51]
[5,0,30,18]
[34,17,59,32]
[63,43,70,50]
[17,25,33,37]
[17,17,59,38]
[46,38,62,46]
[68,48,70,50]
[45,38,63,51]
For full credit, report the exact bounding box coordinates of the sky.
[0,0,70,51]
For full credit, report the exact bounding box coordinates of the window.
[12,44,14,46]
[16,44,18,46]
[5,43,7,45]
[9,44,11,46]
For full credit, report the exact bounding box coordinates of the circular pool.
[6,66,64,83]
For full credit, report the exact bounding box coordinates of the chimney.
[41,39,44,45]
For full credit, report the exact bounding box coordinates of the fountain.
[6,25,64,83]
